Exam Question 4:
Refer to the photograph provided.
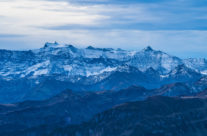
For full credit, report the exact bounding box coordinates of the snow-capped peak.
[0,42,207,103]
[44,41,59,48]
[0,42,206,84]
[170,64,193,75]
[44,42,68,49]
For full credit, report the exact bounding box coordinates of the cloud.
[2,29,206,58]
[0,34,25,38]
[46,0,165,4]
[0,0,108,27]
[0,0,207,58]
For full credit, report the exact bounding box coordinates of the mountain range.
[50,96,207,136]
[0,85,205,136]
[1,42,207,135]
[0,42,207,103]
[3,95,207,136]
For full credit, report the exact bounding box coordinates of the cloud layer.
[0,0,207,58]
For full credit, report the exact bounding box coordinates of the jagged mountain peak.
[176,64,188,70]
[172,64,195,74]
[143,46,154,52]
[170,64,201,78]
[184,58,207,74]
[86,45,95,50]
[0,42,206,103]
[168,63,202,83]
[44,41,59,48]
[43,41,75,50]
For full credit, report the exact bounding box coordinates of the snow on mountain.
[0,42,206,82]
[128,46,182,73]
[0,42,206,103]
[184,58,207,74]
[168,64,201,79]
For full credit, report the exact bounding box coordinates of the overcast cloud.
[0,0,207,58]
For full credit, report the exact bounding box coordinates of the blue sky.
[0,0,207,58]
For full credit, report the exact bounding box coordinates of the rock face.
[0,43,183,80]
[0,42,206,103]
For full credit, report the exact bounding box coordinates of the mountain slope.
[0,42,206,103]
[0,87,155,134]
[49,96,207,136]
[1,83,207,135]
[0,44,184,80]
